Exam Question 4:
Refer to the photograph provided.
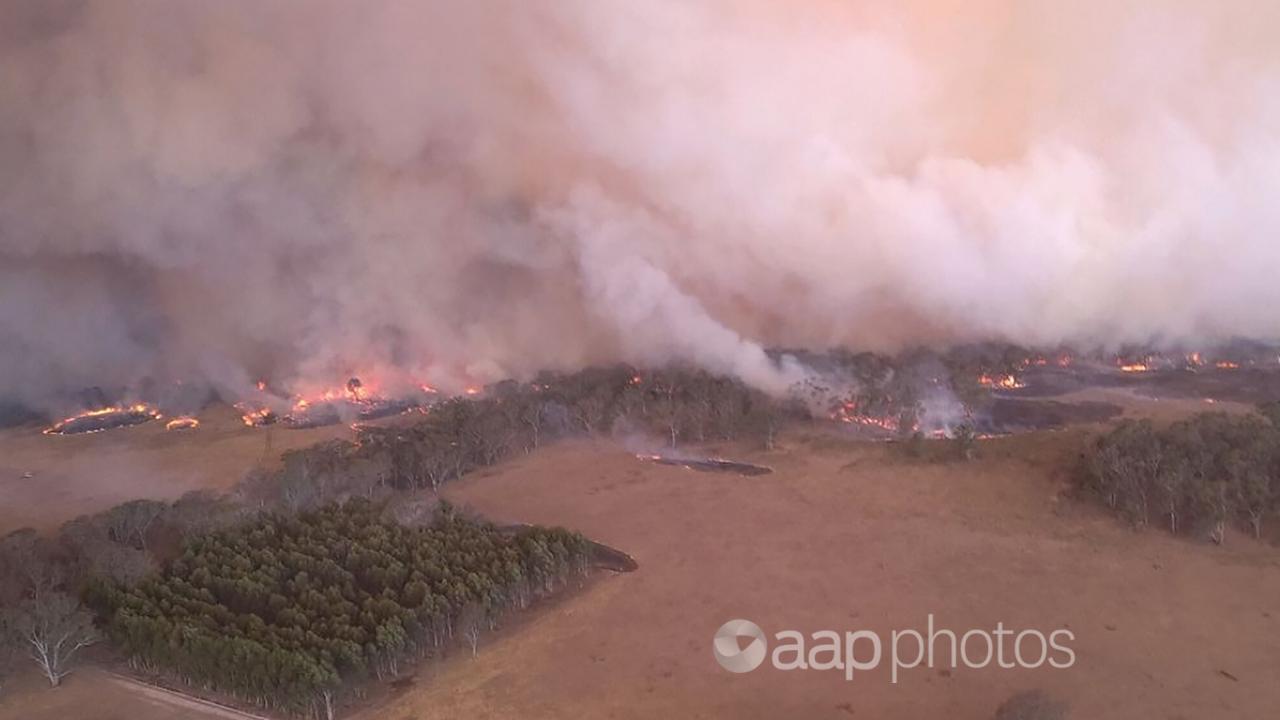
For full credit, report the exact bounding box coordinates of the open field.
[1,389,1277,719]
[0,404,348,534]
[366,432,1280,720]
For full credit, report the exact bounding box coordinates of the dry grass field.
[0,404,348,535]
[1,391,1277,719]
[369,429,1280,720]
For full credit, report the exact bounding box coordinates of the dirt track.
[0,667,238,720]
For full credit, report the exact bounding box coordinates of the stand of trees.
[86,500,589,718]
[342,366,799,499]
[1081,411,1280,542]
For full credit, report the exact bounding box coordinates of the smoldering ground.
[3,0,1279,413]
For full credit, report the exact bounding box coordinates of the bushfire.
[236,376,434,429]
[165,416,200,431]
[43,404,162,435]
[978,373,1026,390]
[831,401,905,434]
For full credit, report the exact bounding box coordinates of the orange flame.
[43,403,162,435]
[165,416,200,431]
[236,403,276,427]
[978,373,1026,389]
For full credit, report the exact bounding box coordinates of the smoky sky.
[2,0,1279,410]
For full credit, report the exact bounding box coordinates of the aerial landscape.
[2,2,1279,719]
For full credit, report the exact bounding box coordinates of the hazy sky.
[2,0,1278,408]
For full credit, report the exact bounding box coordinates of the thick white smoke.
[2,0,1278,410]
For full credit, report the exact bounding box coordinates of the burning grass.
[43,404,162,435]
[978,373,1027,390]
[164,416,200,431]
[237,376,433,429]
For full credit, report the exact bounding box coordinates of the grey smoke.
[2,0,1278,412]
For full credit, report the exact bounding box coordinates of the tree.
[904,431,927,460]
[1257,400,1280,428]
[0,613,14,697]
[516,395,548,450]
[101,499,167,552]
[59,517,154,587]
[1226,440,1276,540]
[952,423,977,461]
[7,591,98,687]
[0,528,62,602]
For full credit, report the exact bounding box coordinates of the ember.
[1215,361,1240,370]
[44,404,162,435]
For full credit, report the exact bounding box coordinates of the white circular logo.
[713,619,767,673]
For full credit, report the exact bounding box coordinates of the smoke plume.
[2,0,1279,410]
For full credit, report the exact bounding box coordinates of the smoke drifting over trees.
[3,1,1279,410]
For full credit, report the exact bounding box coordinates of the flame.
[256,380,267,391]
[464,386,481,396]
[283,376,379,414]
[43,403,162,435]
[630,374,643,385]
[1118,362,1151,373]
[978,373,1026,390]
[237,374,441,428]
[1186,352,1204,367]
[236,403,276,427]
[838,414,901,432]
[830,401,906,433]
[1214,361,1240,370]
[165,416,200,431]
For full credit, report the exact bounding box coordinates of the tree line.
[1080,408,1280,542]
[248,365,803,509]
